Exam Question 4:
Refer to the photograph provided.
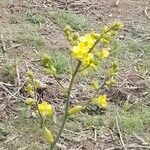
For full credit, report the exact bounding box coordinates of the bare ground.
[0,0,150,150]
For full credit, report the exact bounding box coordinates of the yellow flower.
[92,95,107,108]
[79,33,97,48]
[72,43,95,66]
[44,127,54,144]
[97,48,110,59]
[38,101,53,117]
[25,98,35,105]
[72,44,88,60]
[82,53,94,65]
[68,105,83,116]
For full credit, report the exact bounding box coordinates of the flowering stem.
[36,102,44,127]
[31,77,44,127]
[88,25,116,53]
[50,25,116,150]
[50,61,81,150]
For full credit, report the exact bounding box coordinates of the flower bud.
[25,98,35,105]
[26,70,33,79]
[111,21,124,31]
[68,105,83,116]
[44,127,54,144]
[97,48,110,59]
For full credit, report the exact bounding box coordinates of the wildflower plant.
[24,21,123,149]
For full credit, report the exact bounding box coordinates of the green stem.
[88,25,116,53]
[36,101,44,127]
[50,61,81,150]
[79,63,91,72]
[31,77,44,127]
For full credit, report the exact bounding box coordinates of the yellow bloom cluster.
[92,95,107,108]
[38,101,53,117]
[71,21,123,70]
[72,33,97,66]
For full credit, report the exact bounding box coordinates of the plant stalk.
[50,25,115,149]
[31,77,44,127]
[50,61,81,150]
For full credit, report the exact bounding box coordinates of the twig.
[0,82,14,97]
[93,127,97,143]
[1,35,7,53]
[0,82,14,87]
[133,133,149,145]
[7,81,26,101]
[84,4,93,12]
[108,129,117,144]
[115,0,120,6]
[128,144,150,149]
[7,43,23,50]
[16,64,21,87]
[144,6,150,20]
[116,116,127,150]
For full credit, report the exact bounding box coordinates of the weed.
[51,51,70,74]
[26,12,45,25]
[107,105,150,134]
[119,113,144,134]
[50,10,88,30]
[0,61,16,83]
[15,33,45,48]
[0,111,47,150]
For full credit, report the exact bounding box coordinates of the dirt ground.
[0,0,150,150]
[0,0,150,52]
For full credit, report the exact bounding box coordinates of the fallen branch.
[8,81,26,101]
[133,133,149,145]
[144,6,150,20]
[128,144,150,149]
[116,116,127,150]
